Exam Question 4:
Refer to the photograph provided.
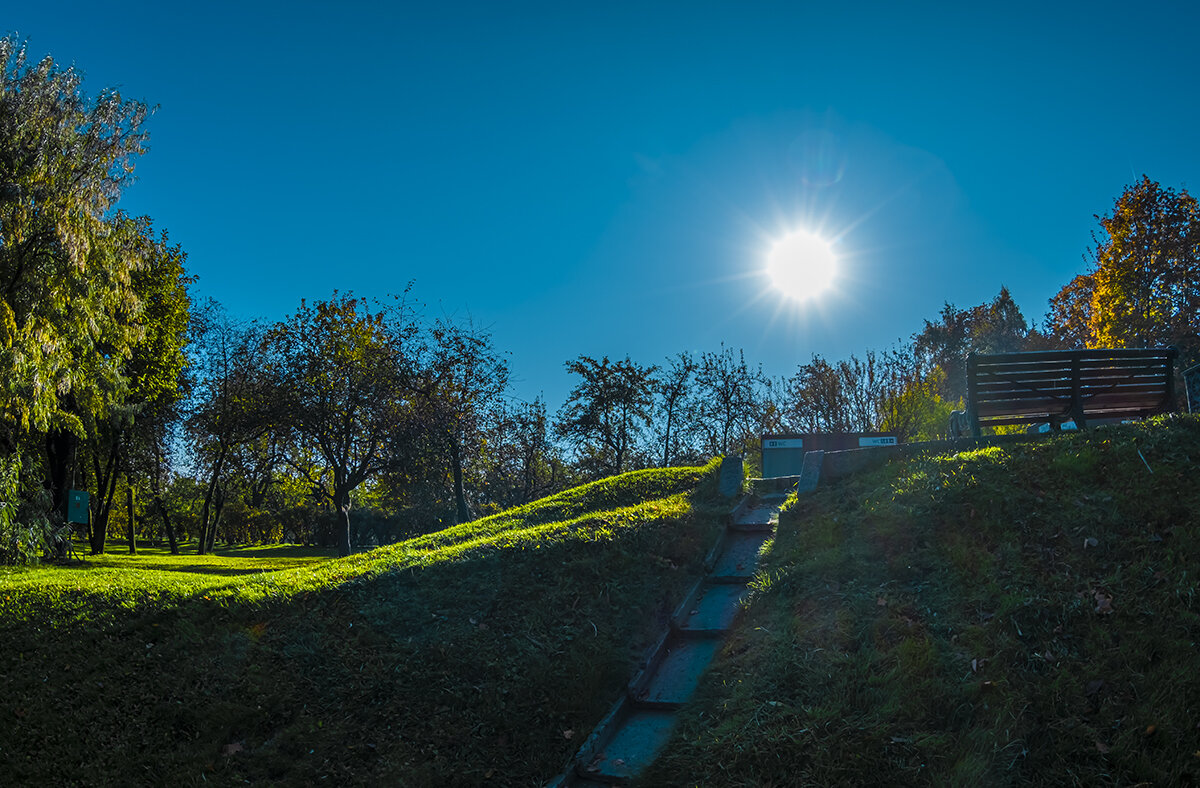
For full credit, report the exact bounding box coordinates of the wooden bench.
[951,348,1178,437]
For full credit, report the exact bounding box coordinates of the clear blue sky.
[10,2,1199,408]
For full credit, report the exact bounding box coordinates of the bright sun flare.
[767,230,837,301]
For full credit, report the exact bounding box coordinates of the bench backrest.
[966,348,1177,434]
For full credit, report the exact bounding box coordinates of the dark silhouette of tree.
[556,355,656,476]
[693,346,762,456]
[185,301,271,554]
[655,352,698,467]
[427,319,509,524]
[915,287,1031,401]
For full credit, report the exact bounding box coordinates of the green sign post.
[67,490,89,525]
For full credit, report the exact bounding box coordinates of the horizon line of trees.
[1,35,1197,563]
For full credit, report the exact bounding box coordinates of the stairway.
[550,452,823,785]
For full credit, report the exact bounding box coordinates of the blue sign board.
[67,490,89,525]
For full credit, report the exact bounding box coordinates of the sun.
[766,230,837,301]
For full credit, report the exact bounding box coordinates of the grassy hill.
[0,459,725,786]
[6,417,1199,787]
[648,415,1200,786]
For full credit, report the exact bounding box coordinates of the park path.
[550,451,824,785]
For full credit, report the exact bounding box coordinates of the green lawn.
[0,460,724,786]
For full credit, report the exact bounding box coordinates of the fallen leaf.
[877,596,888,607]
[561,729,574,740]
[1083,537,1099,549]
[1086,679,1105,695]
[1094,591,1114,615]
[1096,740,1110,754]
[221,742,244,756]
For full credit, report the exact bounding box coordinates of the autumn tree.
[1048,176,1200,364]
[555,355,657,477]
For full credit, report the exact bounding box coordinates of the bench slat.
[959,347,1177,437]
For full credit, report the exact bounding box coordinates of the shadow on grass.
[0,485,726,787]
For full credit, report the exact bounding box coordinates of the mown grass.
[0,459,724,786]
[648,415,1200,786]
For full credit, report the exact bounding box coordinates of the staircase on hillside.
[550,451,823,785]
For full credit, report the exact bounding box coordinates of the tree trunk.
[45,429,77,524]
[335,488,352,557]
[127,484,136,554]
[662,408,674,468]
[156,496,179,555]
[450,437,470,524]
[206,484,224,553]
[197,448,227,555]
[89,444,120,555]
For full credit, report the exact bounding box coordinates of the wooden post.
[127,485,136,555]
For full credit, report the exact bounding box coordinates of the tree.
[654,352,698,467]
[693,346,762,456]
[915,287,1031,401]
[555,355,657,477]
[80,217,191,554]
[427,319,509,524]
[479,398,567,509]
[266,293,419,557]
[0,36,157,548]
[0,36,152,443]
[1048,176,1200,364]
[185,301,271,554]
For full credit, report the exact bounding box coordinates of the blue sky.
[9,2,1200,408]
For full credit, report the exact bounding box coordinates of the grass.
[646,414,1200,786]
[0,460,724,786]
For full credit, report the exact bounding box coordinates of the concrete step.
[733,504,779,529]
[630,636,721,709]
[576,707,677,783]
[674,583,748,633]
[709,530,771,581]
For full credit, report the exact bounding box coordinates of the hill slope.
[0,460,724,786]
[648,415,1200,786]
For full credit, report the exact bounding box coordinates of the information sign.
[67,490,89,525]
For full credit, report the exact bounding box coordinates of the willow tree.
[0,36,156,551]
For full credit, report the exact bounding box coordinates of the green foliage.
[1048,176,1200,366]
[0,461,721,785]
[0,452,53,564]
[649,416,1200,786]
[0,36,152,439]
